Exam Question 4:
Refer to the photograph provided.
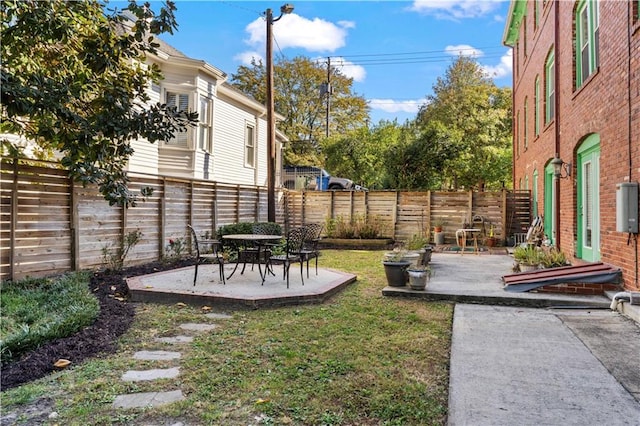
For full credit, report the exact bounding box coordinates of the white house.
[127,38,287,187]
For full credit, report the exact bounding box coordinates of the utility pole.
[265,4,294,223]
[326,57,331,138]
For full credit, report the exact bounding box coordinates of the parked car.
[282,166,365,190]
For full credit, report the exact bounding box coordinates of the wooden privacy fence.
[285,189,531,243]
[1,157,531,281]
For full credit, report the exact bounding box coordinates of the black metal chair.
[187,225,225,286]
[300,223,323,277]
[238,223,279,275]
[267,227,305,288]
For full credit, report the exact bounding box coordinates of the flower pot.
[383,251,421,267]
[486,237,497,247]
[519,263,539,272]
[434,232,445,246]
[383,261,411,287]
[407,269,429,290]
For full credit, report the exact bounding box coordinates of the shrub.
[101,229,143,271]
[540,248,568,268]
[0,272,98,364]
[324,214,387,239]
[513,245,542,266]
[406,233,430,250]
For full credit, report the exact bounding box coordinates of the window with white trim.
[575,0,599,87]
[166,91,190,148]
[198,96,213,152]
[545,50,555,124]
[245,123,255,168]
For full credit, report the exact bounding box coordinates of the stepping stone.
[112,390,184,409]
[205,312,233,320]
[133,350,181,361]
[155,335,193,344]
[121,367,180,382]
[179,323,217,332]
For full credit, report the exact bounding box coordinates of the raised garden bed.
[318,238,395,250]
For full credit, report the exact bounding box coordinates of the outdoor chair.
[299,223,323,278]
[267,227,305,288]
[187,225,225,286]
[238,223,280,275]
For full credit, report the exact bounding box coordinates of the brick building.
[503,0,639,291]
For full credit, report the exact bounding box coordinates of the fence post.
[501,189,508,241]
[70,179,79,271]
[392,190,399,239]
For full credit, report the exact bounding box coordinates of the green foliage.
[164,237,186,262]
[231,56,369,166]
[539,248,568,268]
[101,229,143,271]
[405,234,430,250]
[415,55,513,190]
[513,245,542,266]
[0,0,197,207]
[0,272,98,364]
[324,214,387,239]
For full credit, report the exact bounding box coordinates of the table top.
[458,228,481,232]
[222,234,282,241]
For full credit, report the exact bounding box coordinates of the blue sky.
[126,0,513,124]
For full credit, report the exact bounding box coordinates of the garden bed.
[318,238,394,250]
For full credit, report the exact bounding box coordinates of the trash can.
[316,175,329,191]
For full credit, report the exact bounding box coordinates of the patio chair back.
[187,225,225,286]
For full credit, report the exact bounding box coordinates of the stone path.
[112,312,233,410]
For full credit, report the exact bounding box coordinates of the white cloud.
[234,50,263,66]
[481,49,512,79]
[445,44,483,58]
[329,56,366,83]
[410,0,504,20]
[244,14,351,52]
[368,98,427,114]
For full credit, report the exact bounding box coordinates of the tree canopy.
[416,55,512,190]
[1,0,197,206]
[230,56,369,166]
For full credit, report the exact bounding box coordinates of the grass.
[0,272,99,364]
[1,250,453,425]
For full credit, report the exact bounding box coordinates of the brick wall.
[510,0,640,291]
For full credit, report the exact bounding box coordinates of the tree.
[416,56,512,190]
[231,56,369,165]
[1,0,197,206]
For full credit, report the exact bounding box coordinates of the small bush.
[101,229,143,271]
[325,214,387,239]
[0,272,98,364]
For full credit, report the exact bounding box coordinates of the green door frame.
[544,162,555,245]
[576,134,600,261]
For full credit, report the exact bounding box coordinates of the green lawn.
[1,250,453,425]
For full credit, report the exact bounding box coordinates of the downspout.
[627,1,639,289]
[553,0,562,250]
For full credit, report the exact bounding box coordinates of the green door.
[544,163,555,245]
[577,135,600,261]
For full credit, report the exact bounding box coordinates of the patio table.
[222,234,282,282]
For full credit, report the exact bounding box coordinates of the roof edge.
[502,0,527,47]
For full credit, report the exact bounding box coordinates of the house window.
[166,91,190,148]
[534,76,540,137]
[524,97,528,149]
[575,0,599,87]
[198,96,213,152]
[545,50,555,124]
[516,110,520,157]
[245,123,255,168]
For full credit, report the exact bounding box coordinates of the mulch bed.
[0,259,193,390]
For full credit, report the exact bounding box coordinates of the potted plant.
[406,233,432,266]
[485,225,497,247]
[539,248,568,268]
[407,265,432,290]
[433,219,446,245]
[382,250,411,287]
[513,245,541,272]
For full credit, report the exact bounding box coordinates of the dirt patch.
[0,259,193,390]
